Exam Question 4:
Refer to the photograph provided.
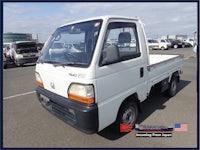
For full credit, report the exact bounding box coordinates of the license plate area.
[40,94,52,110]
[38,93,76,123]
[23,53,36,57]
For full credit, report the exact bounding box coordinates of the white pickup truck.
[35,16,183,134]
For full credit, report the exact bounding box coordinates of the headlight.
[68,83,95,104]
[35,72,44,87]
[16,54,23,59]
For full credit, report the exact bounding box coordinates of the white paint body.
[36,16,183,131]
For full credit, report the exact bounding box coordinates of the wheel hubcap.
[171,80,177,94]
[122,106,135,124]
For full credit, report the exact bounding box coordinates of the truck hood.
[16,48,38,54]
[16,42,38,54]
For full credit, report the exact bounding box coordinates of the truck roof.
[59,15,139,28]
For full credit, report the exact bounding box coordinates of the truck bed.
[149,54,181,66]
[147,54,183,93]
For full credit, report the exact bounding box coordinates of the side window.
[161,40,165,43]
[100,22,140,66]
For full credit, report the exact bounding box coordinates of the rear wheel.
[174,45,178,49]
[113,101,138,133]
[166,76,178,97]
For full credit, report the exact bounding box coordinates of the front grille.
[38,93,77,124]
[50,101,76,123]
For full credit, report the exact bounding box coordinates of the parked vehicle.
[64,43,84,52]
[3,43,12,59]
[160,39,172,48]
[193,45,197,53]
[148,39,168,50]
[186,38,195,46]
[177,39,186,48]
[37,42,44,51]
[9,41,39,66]
[182,41,193,47]
[168,39,182,49]
[35,16,183,134]
[3,54,7,69]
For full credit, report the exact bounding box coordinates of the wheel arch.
[169,71,180,83]
[115,93,141,122]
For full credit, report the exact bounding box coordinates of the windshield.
[38,19,102,67]
[148,39,158,43]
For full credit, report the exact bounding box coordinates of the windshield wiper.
[37,60,59,65]
[53,62,88,67]
[38,60,88,67]
[53,62,68,67]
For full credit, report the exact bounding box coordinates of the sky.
[3,2,198,43]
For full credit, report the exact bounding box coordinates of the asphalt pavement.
[2,47,198,148]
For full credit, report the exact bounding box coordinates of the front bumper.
[35,87,99,134]
[16,57,38,65]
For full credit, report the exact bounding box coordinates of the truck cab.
[35,16,183,133]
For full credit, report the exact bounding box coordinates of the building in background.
[161,34,188,40]
[168,35,188,40]
[3,33,33,43]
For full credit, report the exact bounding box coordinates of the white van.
[9,41,39,66]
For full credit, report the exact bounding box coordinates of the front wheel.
[161,46,165,51]
[114,101,138,133]
[14,60,23,67]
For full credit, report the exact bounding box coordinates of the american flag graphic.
[174,123,188,132]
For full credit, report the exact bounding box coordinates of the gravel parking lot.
[2,47,198,148]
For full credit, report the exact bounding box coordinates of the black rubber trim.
[16,57,38,64]
[35,86,98,134]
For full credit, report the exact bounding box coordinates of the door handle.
[140,67,144,78]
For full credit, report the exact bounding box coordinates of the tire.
[14,61,19,67]
[14,60,21,67]
[166,76,177,97]
[3,64,7,69]
[161,47,165,51]
[174,45,178,49]
[113,101,138,133]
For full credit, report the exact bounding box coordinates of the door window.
[100,22,140,66]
